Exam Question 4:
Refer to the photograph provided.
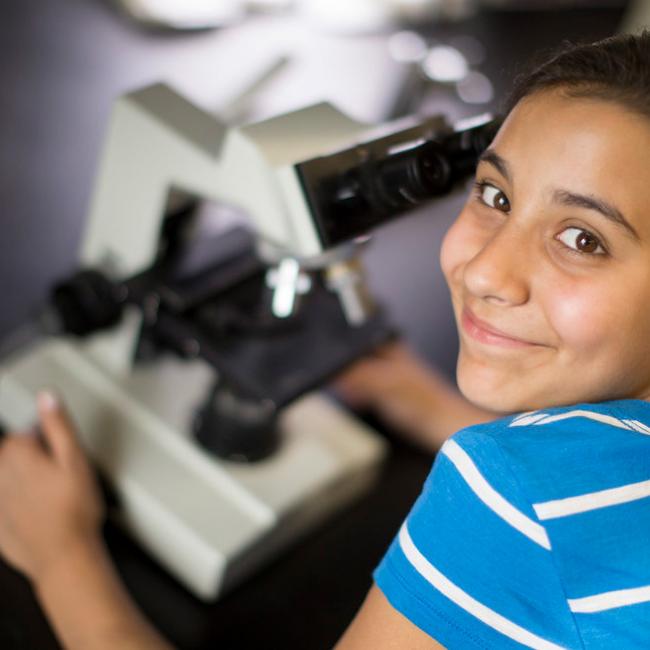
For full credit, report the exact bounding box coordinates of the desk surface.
[0,2,626,648]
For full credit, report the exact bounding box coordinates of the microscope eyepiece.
[370,141,452,211]
[296,115,500,248]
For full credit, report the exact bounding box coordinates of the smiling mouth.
[461,307,542,348]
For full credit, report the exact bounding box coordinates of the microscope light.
[116,0,245,29]
[388,30,428,63]
[422,45,469,83]
[456,71,494,105]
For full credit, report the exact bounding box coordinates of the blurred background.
[0,1,640,648]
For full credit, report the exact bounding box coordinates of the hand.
[0,391,105,584]
[333,341,495,450]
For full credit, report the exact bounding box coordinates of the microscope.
[0,83,496,599]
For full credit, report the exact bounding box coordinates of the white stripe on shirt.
[398,523,566,650]
[510,412,550,427]
[534,478,650,520]
[622,419,650,436]
[512,410,541,422]
[510,409,637,431]
[568,585,650,613]
[442,440,551,550]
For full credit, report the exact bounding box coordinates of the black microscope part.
[296,116,500,248]
[371,140,453,211]
[44,116,495,463]
[46,233,394,462]
[193,385,280,462]
[51,269,125,337]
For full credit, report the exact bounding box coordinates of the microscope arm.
[81,83,371,281]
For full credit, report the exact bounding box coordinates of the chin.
[456,359,531,415]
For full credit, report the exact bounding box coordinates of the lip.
[461,307,540,348]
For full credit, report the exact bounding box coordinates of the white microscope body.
[0,84,389,598]
[0,83,493,598]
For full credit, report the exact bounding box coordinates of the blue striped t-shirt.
[374,399,650,649]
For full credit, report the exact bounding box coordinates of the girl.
[1,31,650,649]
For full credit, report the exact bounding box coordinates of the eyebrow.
[552,189,640,241]
[478,148,640,242]
[478,149,512,182]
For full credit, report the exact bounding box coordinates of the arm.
[336,585,446,650]
[333,341,497,451]
[0,392,173,650]
[36,539,173,650]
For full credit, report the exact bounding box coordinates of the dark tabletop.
[0,2,628,648]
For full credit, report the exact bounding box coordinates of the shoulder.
[473,400,650,646]
[447,399,650,506]
[452,397,650,447]
[374,407,586,648]
[376,400,650,648]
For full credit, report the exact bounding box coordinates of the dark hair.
[504,31,650,119]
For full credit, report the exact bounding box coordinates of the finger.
[36,391,82,467]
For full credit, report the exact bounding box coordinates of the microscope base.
[0,339,387,599]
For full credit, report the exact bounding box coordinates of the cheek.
[440,213,474,286]
[544,282,617,352]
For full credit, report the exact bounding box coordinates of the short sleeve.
[373,425,583,650]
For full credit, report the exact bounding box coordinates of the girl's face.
[440,89,650,413]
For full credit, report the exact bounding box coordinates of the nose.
[462,225,531,306]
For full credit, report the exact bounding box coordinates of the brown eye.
[576,231,598,253]
[478,183,511,212]
[494,192,510,212]
[557,227,605,255]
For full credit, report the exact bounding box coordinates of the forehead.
[490,90,650,234]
